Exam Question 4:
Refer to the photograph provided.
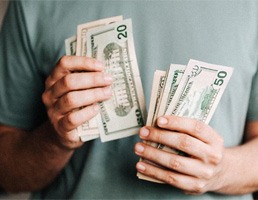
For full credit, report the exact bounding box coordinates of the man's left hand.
[135,115,224,194]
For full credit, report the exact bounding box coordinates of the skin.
[0,55,258,196]
[135,116,258,195]
[0,56,113,192]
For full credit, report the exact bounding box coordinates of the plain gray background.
[0,1,30,199]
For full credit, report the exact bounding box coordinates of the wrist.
[38,121,82,151]
[209,147,250,195]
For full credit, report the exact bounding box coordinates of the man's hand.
[42,56,113,149]
[135,115,224,194]
[0,56,114,192]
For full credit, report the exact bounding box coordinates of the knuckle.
[168,157,181,171]
[166,173,179,186]
[178,135,191,151]
[42,91,54,107]
[47,108,55,120]
[210,152,223,165]
[59,56,70,67]
[66,113,77,128]
[63,75,76,90]
[192,182,206,194]
[63,93,77,107]
[203,168,214,179]
[44,76,52,88]
[193,120,205,134]
[42,92,49,105]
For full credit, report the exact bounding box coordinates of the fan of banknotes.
[65,16,147,142]
[64,16,234,152]
[137,60,233,182]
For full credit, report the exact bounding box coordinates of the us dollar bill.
[147,64,187,153]
[86,19,146,142]
[76,123,100,142]
[155,64,186,151]
[165,59,233,123]
[157,64,186,117]
[65,35,77,56]
[76,16,123,57]
[146,70,166,126]
[139,60,233,183]
[65,35,100,142]
[159,59,233,154]
[137,70,166,183]
[138,65,185,182]
[75,16,123,140]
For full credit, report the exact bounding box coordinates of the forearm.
[215,136,258,195]
[0,121,74,193]
[0,57,109,193]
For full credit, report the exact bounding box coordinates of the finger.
[45,56,105,88]
[57,104,100,133]
[47,72,113,100]
[136,161,207,194]
[139,126,211,160]
[54,86,112,114]
[135,142,214,179]
[157,115,220,144]
[56,128,84,150]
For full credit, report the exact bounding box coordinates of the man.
[0,1,258,199]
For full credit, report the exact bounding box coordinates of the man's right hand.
[0,56,111,192]
[42,56,113,149]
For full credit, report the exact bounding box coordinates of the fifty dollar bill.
[138,60,233,182]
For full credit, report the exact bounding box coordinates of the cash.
[137,64,186,182]
[65,17,146,142]
[138,70,166,183]
[65,35,77,56]
[77,16,124,141]
[65,17,234,184]
[76,16,123,57]
[86,19,146,142]
[65,35,100,142]
[137,59,233,182]
[146,70,167,127]
[165,59,233,122]
[64,17,233,169]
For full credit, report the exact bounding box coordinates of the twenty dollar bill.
[86,19,146,142]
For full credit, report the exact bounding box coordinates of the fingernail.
[104,74,113,84]
[140,127,149,138]
[136,163,146,172]
[135,144,144,153]
[158,117,168,125]
[95,60,104,69]
[104,87,112,96]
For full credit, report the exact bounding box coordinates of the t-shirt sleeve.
[0,2,47,130]
[247,67,258,121]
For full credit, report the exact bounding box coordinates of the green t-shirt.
[0,1,258,199]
